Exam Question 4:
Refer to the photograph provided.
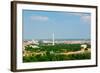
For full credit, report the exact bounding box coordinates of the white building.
[32,39,39,45]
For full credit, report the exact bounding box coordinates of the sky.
[23,10,91,40]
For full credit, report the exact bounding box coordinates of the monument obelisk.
[52,33,55,45]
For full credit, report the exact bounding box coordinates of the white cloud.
[69,13,91,24]
[80,15,91,24]
[30,15,49,21]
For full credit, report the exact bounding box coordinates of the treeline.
[25,44,85,52]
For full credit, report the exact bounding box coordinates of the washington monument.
[52,33,55,45]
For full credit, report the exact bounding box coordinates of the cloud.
[67,12,82,16]
[30,15,49,21]
[68,13,91,24]
[80,15,91,24]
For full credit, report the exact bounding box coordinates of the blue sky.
[23,10,91,40]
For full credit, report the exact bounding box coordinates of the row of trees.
[25,44,84,52]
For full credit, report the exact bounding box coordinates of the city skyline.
[23,10,91,40]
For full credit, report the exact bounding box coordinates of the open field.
[23,44,91,62]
